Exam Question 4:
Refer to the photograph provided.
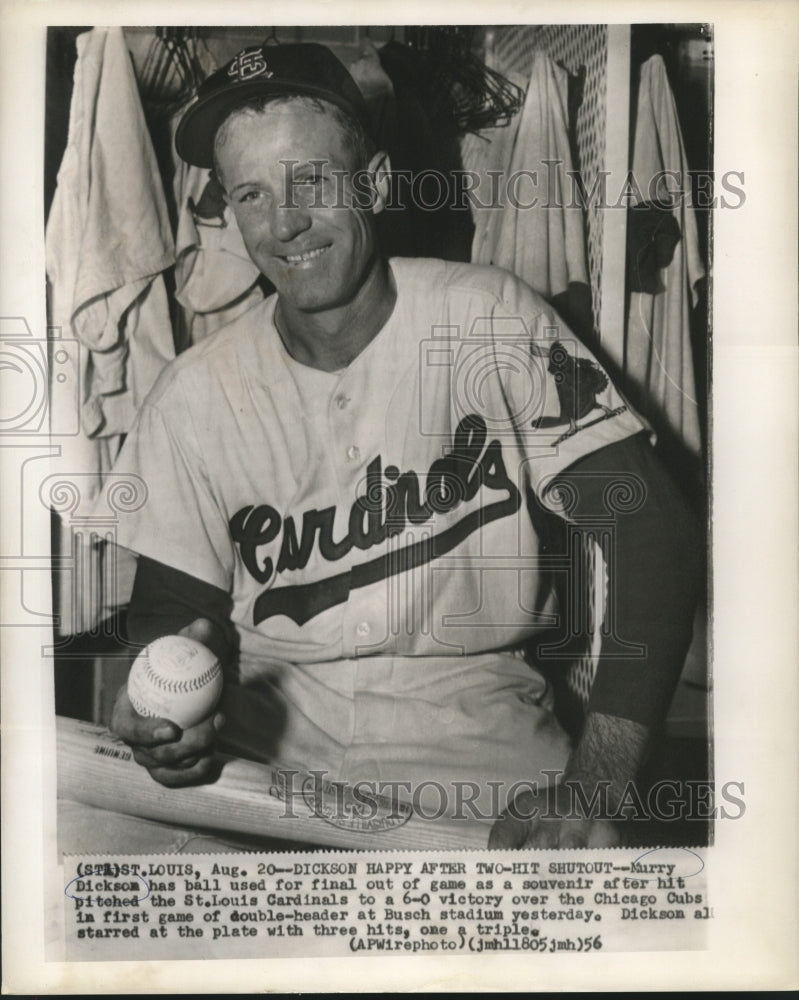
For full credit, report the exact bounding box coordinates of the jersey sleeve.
[494,270,650,497]
[111,388,234,592]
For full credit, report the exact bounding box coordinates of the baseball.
[127,635,223,729]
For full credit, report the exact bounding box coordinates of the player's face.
[216,102,379,314]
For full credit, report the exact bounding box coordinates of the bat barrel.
[56,715,490,852]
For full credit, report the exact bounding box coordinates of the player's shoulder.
[390,257,553,319]
[142,296,279,407]
[444,261,553,319]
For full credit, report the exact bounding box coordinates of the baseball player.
[108,42,701,849]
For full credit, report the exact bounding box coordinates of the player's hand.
[110,618,226,788]
[488,782,621,849]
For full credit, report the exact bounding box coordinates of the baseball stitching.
[142,659,220,694]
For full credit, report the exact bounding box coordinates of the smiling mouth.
[281,245,331,264]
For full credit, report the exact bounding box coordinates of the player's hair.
[212,94,376,188]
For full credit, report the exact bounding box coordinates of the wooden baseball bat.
[56,715,490,851]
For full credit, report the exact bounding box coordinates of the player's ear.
[365,149,391,215]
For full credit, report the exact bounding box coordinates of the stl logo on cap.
[227,47,273,82]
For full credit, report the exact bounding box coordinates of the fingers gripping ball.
[127,635,223,728]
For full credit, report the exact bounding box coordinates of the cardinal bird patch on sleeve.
[530,341,627,443]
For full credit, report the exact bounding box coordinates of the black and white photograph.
[47,20,714,855]
[1,1,797,992]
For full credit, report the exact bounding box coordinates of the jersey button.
[346,445,361,461]
[335,394,350,409]
[356,621,371,637]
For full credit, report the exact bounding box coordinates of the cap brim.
[175,80,369,169]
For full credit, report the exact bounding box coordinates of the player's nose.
[268,200,312,243]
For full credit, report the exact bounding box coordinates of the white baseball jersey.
[114,257,646,814]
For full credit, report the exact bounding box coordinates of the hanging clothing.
[461,73,527,264]
[464,50,592,338]
[46,26,176,633]
[374,41,474,262]
[170,110,265,346]
[626,201,683,294]
[347,37,396,133]
[624,55,704,460]
[460,71,525,256]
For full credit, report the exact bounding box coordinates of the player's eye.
[237,189,262,204]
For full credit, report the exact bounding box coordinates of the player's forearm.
[563,711,649,807]
[127,556,237,663]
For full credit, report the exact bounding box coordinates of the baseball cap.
[175,42,374,168]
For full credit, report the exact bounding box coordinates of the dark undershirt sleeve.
[550,431,703,728]
[127,557,238,663]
